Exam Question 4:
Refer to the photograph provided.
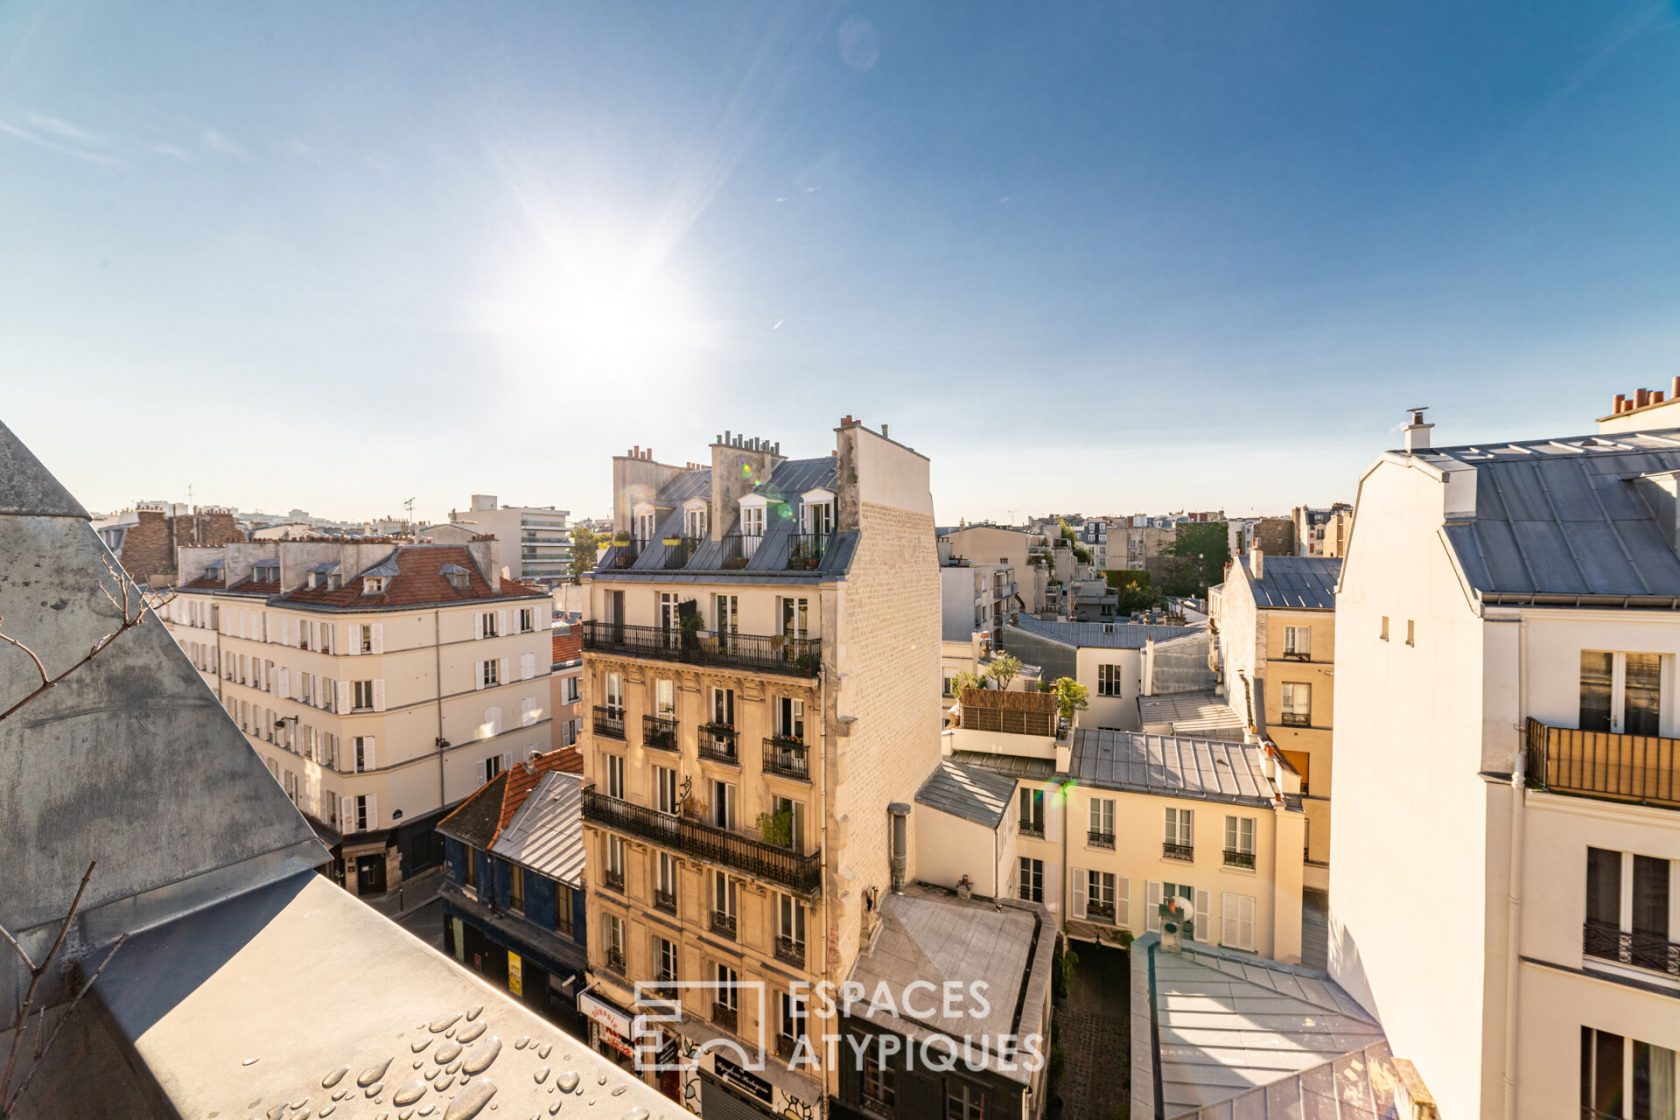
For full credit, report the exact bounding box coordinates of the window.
[942,673,959,698]
[656,853,679,912]
[654,765,679,815]
[711,780,736,830]
[781,597,809,640]
[741,504,765,537]
[482,754,503,784]
[773,795,804,852]
[508,864,525,914]
[479,610,499,638]
[778,893,806,951]
[1586,847,1673,974]
[712,870,738,932]
[714,962,738,1014]
[1224,816,1256,867]
[861,1049,896,1116]
[714,594,738,635]
[1582,1027,1677,1120]
[563,676,580,705]
[604,672,624,714]
[520,652,536,681]
[353,736,375,773]
[804,499,834,537]
[1405,619,1415,647]
[776,696,805,742]
[519,607,535,633]
[1019,789,1044,837]
[604,753,625,799]
[1018,857,1044,903]
[710,686,736,729]
[1164,808,1193,858]
[656,936,678,982]
[1086,870,1116,922]
[352,680,375,711]
[1221,892,1257,951]
[605,835,626,886]
[1581,651,1663,735]
[1089,798,1115,845]
[352,794,372,832]
[1097,664,1123,697]
[1283,626,1310,658]
[1380,615,1389,641]
[362,576,386,595]
[480,659,501,688]
[654,677,675,717]
[358,624,374,654]
[945,1080,985,1120]
[778,990,806,1048]
[658,592,681,635]
[1280,682,1311,727]
[685,505,708,539]
[555,884,575,937]
[603,913,625,969]
[463,847,477,890]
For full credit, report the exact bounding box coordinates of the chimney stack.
[1250,546,1265,581]
[1637,388,1652,408]
[1615,393,1628,414]
[1403,407,1434,453]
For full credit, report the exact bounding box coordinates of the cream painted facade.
[161,541,552,897]
[1212,550,1337,886]
[940,524,1043,611]
[1331,434,1680,1120]
[579,421,941,1114]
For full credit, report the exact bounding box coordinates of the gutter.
[1501,615,1528,1120]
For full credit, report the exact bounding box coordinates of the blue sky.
[4,2,1680,524]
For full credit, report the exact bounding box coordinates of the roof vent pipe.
[1403,406,1434,453]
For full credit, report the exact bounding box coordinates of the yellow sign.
[508,951,523,997]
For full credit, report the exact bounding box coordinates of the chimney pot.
[1657,391,1667,405]
[1637,388,1651,408]
[1616,394,1628,414]
[1672,376,1680,400]
[882,423,890,438]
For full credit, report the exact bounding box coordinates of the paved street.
[365,867,447,952]
[1058,941,1130,1120]
[395,896,447,951]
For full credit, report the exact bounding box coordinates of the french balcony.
[583,788,822,893]
[603,947,625,975]
[786,533,830,572]
[1086,900,1116,924]
[642,714,679,753]
[1019,821,1045,839]
[699,726,739,765]
[1088,829,1116,850]
[582,621,820,678]
[603,867,625,892]
[712,1002,738,1032]
[762,737,810,780]
[719,532,763,569]
[774,1034,803,1061]
[1583,919,1680,978]
[653,888,677,915]
[1525,717,1680,810]
[601,538,645,570]
[1223,849,1256,870]
[709,910,737,939]
[1279,712,1311,728]
[775,937,806,968]
[660,536,700,570]
[593,705,626,740]
[1163,842,1194,862]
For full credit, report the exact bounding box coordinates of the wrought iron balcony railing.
[660,536,700,570]
[1086,900,1116,923]
[603,947,625,975]
[582,621,820,678]
[642,714,678,752]
[1088,829,1116,850]
[602,867,624,892]
[583,788,822,893]
[786,533,830,571]
[763,737,809,780]
[699,727,739,765]
[1279,712,1311,727]
[775,936,806,968]
[709,910,737,939]
[653,888,677,915]
[601,539,645,570]
[1163,842,1194,862]
[1224,849,1257,870]
[712,1002,738,1032]
[593,705,625,740]
[1583,918,1680,977]
[1526,717,1680,810]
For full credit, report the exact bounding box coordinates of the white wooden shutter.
[336,680,350,712]
[520,652,535,680]
[474,613,485,640]
[371,624,384,654]
[1146,881,1163,933]
[1194,889,1211,942]
[279,667,290,698]
[1070,867,1086,919]
[364,736,376,770]
[501,750,511,770]
[1116,877,1130,929]
[485,706,502,736]
[365,794,377,830]
[499,657,509,685]
[347,624,360,656]
[1046,790,1062,843]
[373,680,386,712]
[498,609,510,637]
[1221,892,1239,947]
[474,661,485,691]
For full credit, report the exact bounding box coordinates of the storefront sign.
[507,951,523,997]
[579,991,635,1037]
[713,1054,773,1104]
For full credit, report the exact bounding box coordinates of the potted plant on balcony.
[985,652,1021,691]
[1051,676,1088,729]
[678,599,702,655]
[611,530,632,547]
[755,808,794,849]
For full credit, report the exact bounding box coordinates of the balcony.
[653,888,677,915]
[1088,829,1115,850]
[582,621,820,678]
[1224,849,1256,870]
[763,737,810,780]
[957,688,1059,737]
[642,714,679,753]
[1525,717,1680,810]
[712,1002,738,1032]
[699,726,739,765]
[660,536,700,570]
[775,937,806,968]
[583,789,822,893]
[786,533,830,572]
[1020,821,1045,839]
[593,705,626,740]
[1163,842,1194,862]
[1583,919,1680,978]
[601,538,645,570]
[1279,712,1311,728]
[1086,900,1116,924]
[719,533,762,569]
[709,910,737,939]
[603,867,624,892]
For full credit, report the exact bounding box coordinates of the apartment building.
[1209,549,1340,889]
[1001,616,1200,731]
[1291,503,1353,558]
[94,500,244,583]
[939,523,1045,611]
[161,539,553,896]
[577,419,940,1117]
[942,689,1306,961]
[451,493,574,586]
[1331,412,1680,1119]
[552,623,584,749]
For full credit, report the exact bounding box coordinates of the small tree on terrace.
[985,652,1022,691]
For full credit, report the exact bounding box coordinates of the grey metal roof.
[438,562,471,575]
[361,555,400,578]
[1244,556,1341,609]
[1408,430,1680,603]
[1137,691,1247,741]
[1068,728,1275,806]
[491,771,585,887]
[1009,615,1199,649]
[307,561,338,574]
[654,467,712,504]
[915,758,1017,828]
[949,750,1058,783]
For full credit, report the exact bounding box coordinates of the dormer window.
[682,498,708,540]
[307,572,319,589]
[801,488,835,537]
[632,503,658,543]
[440,563,471,591]
[254,562,279,584]
[363,577,387,595]
[739,494,768,537]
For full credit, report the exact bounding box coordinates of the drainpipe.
[435,609,447,811]
[1501,618,1528,1120]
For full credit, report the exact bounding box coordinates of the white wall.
[914,805,1012,897]
[1076,647,1144,730]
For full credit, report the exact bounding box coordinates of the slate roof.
[1242,556,1341,610]
[437,748,583,851]
[1408,429,1680,603]
[281,544,545,610]
[1009,615,1199,649]
[1069,728,1276,807]
[914,758,1018,828]
[491,771,585,886]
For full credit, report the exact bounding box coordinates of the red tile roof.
[498,747,584,833]
[279,545,543,611]
[551,629,582,666]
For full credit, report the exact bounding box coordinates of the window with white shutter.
[371,624,384,654]
[520,652,535,680]
[1220,892,1256,951]
[1070,866,1086,919]
[520,697,537,726]
[484,706,502,737]
[372,680,385,712]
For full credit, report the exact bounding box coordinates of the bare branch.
[0,922,35,973]
[0,623,49,691]
[4,933,127,1113]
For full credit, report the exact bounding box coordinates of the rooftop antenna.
[403,497,415,530]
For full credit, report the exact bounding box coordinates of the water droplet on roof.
[360,1058,395,1087]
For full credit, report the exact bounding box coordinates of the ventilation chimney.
[881,423,889,439]
[1249,546,1264,580]
[888,803,910,892]
[1403,407,1434,453]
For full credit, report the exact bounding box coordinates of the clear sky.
[5,2,1680,525]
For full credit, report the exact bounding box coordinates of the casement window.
[714,594,738,634]
[282,769,298,803]
[1581,651,1663,735]
[656,853,679,910]
[1089,798,1116,844]
[654,765,680,816]
[772,795,804,852]
[1097,664,1123,697]
[861,1049,897,1116]
[604,754,625,799]
[1582,1027,1677,1120]
[781,597,809,640]
[655,936,679,982]
[775,696,805,742]
[1586,847,1673,974]
[684,506,708,539]
[713,870,738,925]
[353,736,375,773]
[945,1080,985,1120]
[1283,626,1310,658]
[778,893,806,949]
[1018,857,1044,903]
[778,990,807,1047]
[1380,615,1389,641]
[323,790,340,829]
[357,624,375,654]
[603,913,624,966]
[479,659,503,689]
[481,754,504,784]
[1280,683,1311,727]
[802,498,834,537]
[518,607,535,633]
[351,794,373,833]
[657,593,681,635]
[942,672,959,698]
[1164,808,1194,853]
[562,719,579,746]
[563,676,580,705]
[555,885,575,937]
[654,678,676,718]
[604,672,624,715]
[520,651,536,680]
[714,962,738,1011]
[352,680,376,711]
[741,504,765,538]
[478,611,500,639]
[1225,815,1256,857]
[606,835,627,882]
[1019,788,1044,836]
[1146,881,1208,939]
[463,847,478,890]
[711,780,736,830]
[1085,870,1116,922]
[634,510,656,541]
[1220,892,1257,951]
[508,864,525,914]
[710,687,735,729]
